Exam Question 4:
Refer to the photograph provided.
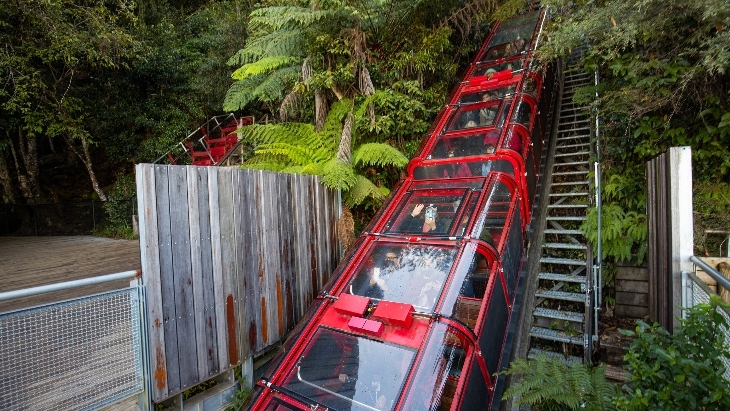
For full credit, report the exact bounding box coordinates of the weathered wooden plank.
[614,266,649,281]
[168,166,197,389]
[616,291,648,307]
[279,175,295,332]
[136,164,168,401]
[267,171,284,342]
[231,169,248,361]
[238,168,255,358]
[616,279,649,294]
[154,165,181,394]
[218,167,239,365]
[186,166,208,380]
[207,169,229,371]
[242,168,261,353]
[195,167,219,377]
[614,305,649,319]
[259,170,273,349]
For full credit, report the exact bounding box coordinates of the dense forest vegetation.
[1,0,728,252]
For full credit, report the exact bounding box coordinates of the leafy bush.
[616,296,730,410]
[581,203,647,264]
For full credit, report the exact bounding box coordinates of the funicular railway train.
[249,8,556,411]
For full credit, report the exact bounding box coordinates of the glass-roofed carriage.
[248,8,554,411]
[249,174,525,410]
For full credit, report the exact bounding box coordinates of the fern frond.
[352,143,408,168]
[250,65,301,103]
[238,123,316,146]
[321,159,357,191]
[223,74,267,111]
[344,175,388,207]
[232,56,300,80]
[229,29,306,66]
[249,7,343,32]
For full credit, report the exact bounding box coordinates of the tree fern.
[232,56,300,80]
[345,175,389,207]
[321,159,357,191]
[353,143,409,168]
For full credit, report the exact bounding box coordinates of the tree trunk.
[315,90,329,132]
[7,129,41,202]
[336,108,354,164]
[0,152,17,203]
[359,66,376,124]
[64,136,107,201]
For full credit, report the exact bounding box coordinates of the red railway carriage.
[248,8,553,411]
[249,174,526,410]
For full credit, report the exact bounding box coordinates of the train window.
[500,210,523,299]
[458,85,516,105]
[386,191,469,235]
[447,103,500,131]
[428,131,501,159]
[413,180,486,190]
[399,323,478,411]
[347,243,457,312]
[510,100,533,130]
[475,179,514,249]
[475,159,515,179]
[471,59,524,78]
[284,327,416,411]
[501,127,527,155]
[521,74,539,97]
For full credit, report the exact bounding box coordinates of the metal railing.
[0,271,149,411]
[683,257,730,381]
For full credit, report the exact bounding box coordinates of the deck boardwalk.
[0,236,140,312]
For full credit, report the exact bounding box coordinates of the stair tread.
[538,272,587,283]
[545,216,587,221]
[552,170,589,176]
[544,228,584,235]
[535,290,585,303]
[548,192,589,197]
[553,161,590,167]
[534,307,585,323]
[550,181,589,186]
[540,257,586,266]
[547,204,589,208]
[555,151,590,157]
[530,326,584,344]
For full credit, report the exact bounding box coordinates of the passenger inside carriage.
[348,244,457,311]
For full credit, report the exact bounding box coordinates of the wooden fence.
[135,164,340,402]
[646,147,693,332]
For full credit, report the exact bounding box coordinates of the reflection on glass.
[428,131,502,159]
[400,323,470,411]
[348,244,457,311]
[472,60,525,78]
[458,86,517,104]
[449,105,499,131]
[476,180,513,248]
[263,399,301,411]
[285,328,416,411]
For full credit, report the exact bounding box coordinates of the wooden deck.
[0,236,141,312]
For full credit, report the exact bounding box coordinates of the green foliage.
[694,181,730,256]
[615,296,730,410]
[581,203,647,263]
[501,354,618,410]
[238,99,407,205]
[539,0,730,262]
[224,376,253,411]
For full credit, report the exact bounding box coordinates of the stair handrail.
[593,69,602,342]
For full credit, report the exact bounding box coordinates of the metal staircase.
[528,48,596,363]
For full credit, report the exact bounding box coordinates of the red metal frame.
[250,9,551,411]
